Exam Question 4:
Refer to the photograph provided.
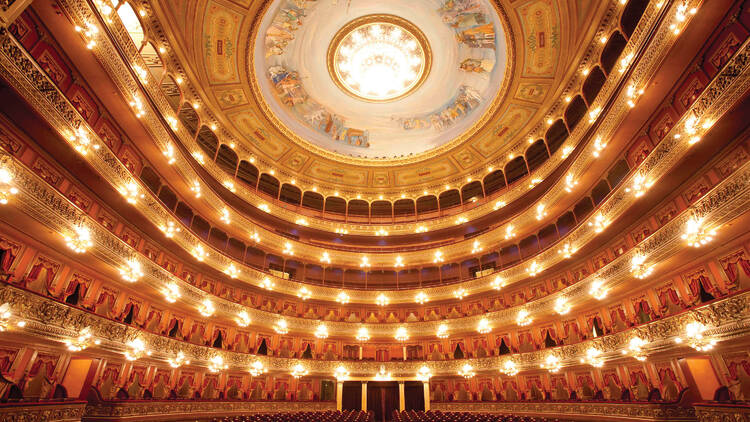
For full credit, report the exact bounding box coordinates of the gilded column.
[398,381,405,411]
[361,381,367,411]
[336,381,343,411]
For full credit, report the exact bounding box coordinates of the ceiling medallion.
[327,15,432,103]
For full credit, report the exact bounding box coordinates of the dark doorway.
[404,381,425,411]
[367,381,398,422]
[342,381,361,411]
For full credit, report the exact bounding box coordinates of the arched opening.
[280,184,302,206]
[545,120,569,155]
[416,195,438,215]
[139,166,161,193]
[347,199,369,217]
[237,160,259,188]
[325,197,346,215]
[140,42,165,82]
[483,170,506,195]
[504,156,528,185]
[257,173,280,198]
[215,144,238,175]
[161,74,181,113]
[621,0,649,38]
[461,181,483,204]
[525,140,549,173]
[564,95,587,130]
[117,2,145,49]
[301,191,324,211]
[178,102,200,137]
[393,199,415,218]
[582,66,606,105]
[438,190,461,210]
[371,200,392,219]
[601,31,627,74]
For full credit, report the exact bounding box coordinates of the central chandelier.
[329,15,430,102]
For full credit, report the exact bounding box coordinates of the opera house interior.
[1,0,750,421]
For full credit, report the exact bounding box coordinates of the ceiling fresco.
[156,0,602,191]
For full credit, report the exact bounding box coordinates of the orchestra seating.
[213,410,372,422]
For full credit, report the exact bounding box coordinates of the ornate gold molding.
[0,401,86,422]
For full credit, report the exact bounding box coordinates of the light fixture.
[0,303,24,332]
[64,326,100,352]
[558,242,576,259]
[64,225,93,253]
[321,252,332,264]
[528,178,542,189]
[220,208,231,224]
[535,204,547,220]
[554,297,571,315]
[491,276,505,290]
[516,309,532,326]
[249,232,261,243]
[208,355,228,373]
[335,366,350,381]
[622,337,648,361]
[330,17,428,101]
[168,351,190,368]
[374,365,392,381]
[477,318,491,334]
[626,173,652,198]
[249,360,267,377]
[589,214,609,233]
[681,218,716,247]
[619,52,634,73]
[564,173,578,192]
[298,287,312,300]
[125,338,150,361]
[163,143,176,164]
[295,218,309,226]
[395,326,409,342]
[394,256,405,267]
[433,250,444,263]
[274,319,289,334]
[500,360,518,376]
[68,127,99,156]
[455,216,468,225]
[580,347,604,368]
[592,137,606,157]
[74,21,99,49]
[360,256,371,268]
[626,84,644,108]
[224,263,240,279]
[315,324,329,339]
[336,291,350,304]
[458,363,475,379]
[589,279,609,300]
[527,261,541,277]
[588,107,601,123]
[192,151,205,164]
[504,225,515,239]
[355,326,370,342]
[159,220,181,238]
[376,293,389,306]
[416,366,432,381]
[291,363,309,379]
[494,200,507,210]
[163,283,180,303]
[119,258,143,282]
[223,181,236,193]
[190,181,201,198]
[199,299,215,317]
[541,354,562,373]
[192,244,208,261]
[236,310,251,327]
[415,225,428,233]
[0,167,19,205]
[258,203,271,213]
[453,288,467,300]
[375,228,389,236]
[282,242,294,256]
[436,323,449,339]
[260,277,275,290]
[119,181,144,204]
[630,254,654,279]
[675,321,716,351]
[129,96,145,118]
[414,291,429,304]
[561,146,574,158]
[471,240,483,254]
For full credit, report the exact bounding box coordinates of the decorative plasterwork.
[84,399,335,419]
[3,140,750,336]
[1,285,748,376]
[0,11,745,302]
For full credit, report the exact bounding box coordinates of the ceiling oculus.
[328,15,432,102]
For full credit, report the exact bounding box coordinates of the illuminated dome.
[328,15,430,102]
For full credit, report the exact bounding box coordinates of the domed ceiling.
[158,0,604,191]
[254,0,508,158]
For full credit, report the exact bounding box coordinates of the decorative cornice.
[1,284,748,377]
[0,401,86,422]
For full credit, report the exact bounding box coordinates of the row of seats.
[394,411,555,422]
[213,411,372,422]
